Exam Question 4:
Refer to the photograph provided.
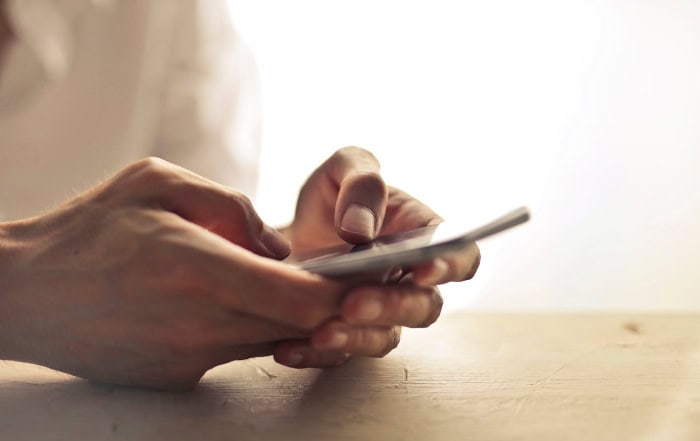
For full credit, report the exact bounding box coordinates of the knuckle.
[104,158,178,203]
[229,192,262,228]
[231,191,253,210]
[337,145,377,162]
[463,247,481,281]
[133,156,172,174]
[420,289,444,327]
[126,157,176,186]
[395,286,440,328]
[331,146,381,170]
[433,288,444,312]
[377,328,401,357]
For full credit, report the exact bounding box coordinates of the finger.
[341,284,443,328]
[118,157,290,259]
[412,242,481,286]
[379,186,443,235]
[193,234,345,330]
[162,178,290,259]
[155,211,344,331]
[273,339,351,368]
[324,147,389,243]
[310,321,402,357]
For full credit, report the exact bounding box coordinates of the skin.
[0,0,479,386]
[273,147,481,368]
[0,0,11,65]
[0,158,336,390]
[0,149,479,391]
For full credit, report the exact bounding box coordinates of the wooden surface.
[1,313,699,441]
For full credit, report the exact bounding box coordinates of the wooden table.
[1,313,699,441]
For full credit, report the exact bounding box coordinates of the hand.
[0,158,346,390]
[274,147,481,368]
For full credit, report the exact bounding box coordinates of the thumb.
[171,186,291,259]
[129,159,291,259]
[319,147,388,244]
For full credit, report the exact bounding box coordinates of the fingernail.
[326,331,349,349]
[287,352,304,367]
[340,204,376,238]
[421,258,449,286]
[261,226,291,258]
[356,297,383,321]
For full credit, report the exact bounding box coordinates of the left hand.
[273,147,481,368]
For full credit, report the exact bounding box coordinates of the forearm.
[0,223,16,359]
[0,220,30,361]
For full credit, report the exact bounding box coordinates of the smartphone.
[291,206,530,278]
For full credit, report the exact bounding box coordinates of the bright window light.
[228,1,700,311]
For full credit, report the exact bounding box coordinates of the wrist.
[0,221,28,360]
[0,220,25,272]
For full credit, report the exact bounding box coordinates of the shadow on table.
[0,356,447,441]
[0,377,239,440]
[253,356,453,440]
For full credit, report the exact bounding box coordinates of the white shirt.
[0,0,261,221]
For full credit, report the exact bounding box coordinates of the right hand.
[0,158,345,390]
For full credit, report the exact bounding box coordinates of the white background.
[228,0,700,311]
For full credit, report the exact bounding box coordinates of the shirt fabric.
[0,0,261,221]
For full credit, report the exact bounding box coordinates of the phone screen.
[289,207,530,278]
[292,224,440,265]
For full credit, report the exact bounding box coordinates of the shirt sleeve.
[0,0,94,113]
[149,0,262,198]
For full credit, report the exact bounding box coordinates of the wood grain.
[1,313,699,441]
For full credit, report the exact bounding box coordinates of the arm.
[0,158,345,390]
[0,222,22,359]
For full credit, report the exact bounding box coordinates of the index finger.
[191,229,346,330]
[327,147,388,243]
[110,157,290,259]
